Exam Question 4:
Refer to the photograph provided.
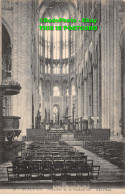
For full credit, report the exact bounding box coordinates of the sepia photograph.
[0,0,125,192]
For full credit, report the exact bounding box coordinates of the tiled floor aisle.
[73,145,125,182]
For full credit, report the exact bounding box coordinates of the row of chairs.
[8,134,100,183]
[74,129,110,141]
[21,142,78,159]
[21,140,87,164]
[27,133,62,141]
[7,159,100,182]
[21,153,86,162]
[84,140,125,169]
[12,157,92,167]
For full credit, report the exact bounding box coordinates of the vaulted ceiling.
[39,0,77,18]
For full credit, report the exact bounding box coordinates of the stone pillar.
[50,93,52,120]
[93,65,98,127]
[60,83,63,121]
[84,79,87,117]
[75,88,78,120]
[98,34,102,128]
[101,0,106,128]
[88,73,92,116]
[113,1,122,137]
[78,86,81,118]
[0,88,5,164]
[0,0,1,85]
[68,83,71,119]
[11,1,34,136]
[42,82,45,120]
[106,0,110,130]
[81,81,84,117]
[51,83,53,121]
[101,0,122,139]
[0,0,5,164]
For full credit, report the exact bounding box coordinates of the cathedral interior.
[0,0,125,189]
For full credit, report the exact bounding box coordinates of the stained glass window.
[39,12,75,75]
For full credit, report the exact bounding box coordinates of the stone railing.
[1,78,21,95]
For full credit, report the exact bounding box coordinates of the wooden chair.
[17,165,30,180]
[65,163,77,182]
[41,160,53,180]
[87,160,94,170]
[7,166,18,181]
[90,166,100,179]
[30,161,42,180]
[76,165,90,182]
[52,160,64,183]
[52,156,62,160]
[64,160,76,180]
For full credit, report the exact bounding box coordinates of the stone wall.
[2,0,39,136]
[75,0,124,139]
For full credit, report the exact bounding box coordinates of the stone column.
[101,0,106,128]
[0,88,5,164]
[78,86,81,118]
[98,34,102,128]
[60,82,63,121]
[0,0,5,164]
[93,65,98,127]
[50,90,52,120]
[81,81,84,117]
[106,0,110,130]
[68,82,71,119]
[84,79,87,117]
[0,0,1,85]
[113,1,122,137]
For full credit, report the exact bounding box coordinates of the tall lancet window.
[62,13,69,59]
[39,3,76,72]
[53,18,60,60]
[53,86,60,96]
[62,29,68,58]
[71,30,75,56]
[45,21,51,58]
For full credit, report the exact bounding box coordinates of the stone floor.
[73,145,125,183]
[62,134,125,188]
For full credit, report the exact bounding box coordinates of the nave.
[0,0,125,191]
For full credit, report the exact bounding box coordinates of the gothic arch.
[2,18,12,46]
[39,0,76,18]
[2,22,12,79]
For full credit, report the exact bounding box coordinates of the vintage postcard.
[0,0,125,193]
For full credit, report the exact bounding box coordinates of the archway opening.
[2,24,12,116]
[2,24,11,79]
